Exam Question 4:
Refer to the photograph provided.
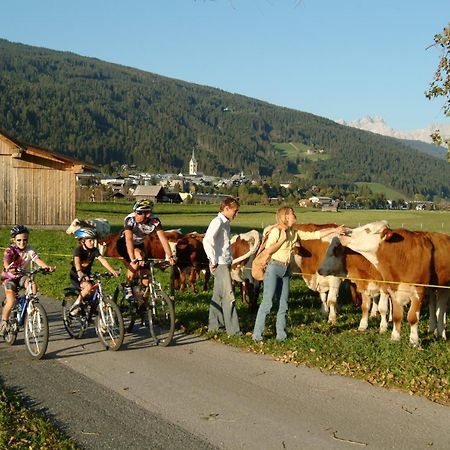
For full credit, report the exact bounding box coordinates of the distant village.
[77,148,437,211]
[77,148,254,204]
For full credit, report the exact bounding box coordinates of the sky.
[2,0,449,131]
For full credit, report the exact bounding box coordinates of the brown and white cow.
[337,221,434,345]
[291,223,344,324]
[318,236,391,333]
[231,230,261,312]
[99,229,182,261]
[66,218,111,240]
[172,232,210,293]
[423,231,450,340]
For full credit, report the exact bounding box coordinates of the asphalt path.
[1,296,450,450]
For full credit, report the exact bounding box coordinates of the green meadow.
[1,202,449,406]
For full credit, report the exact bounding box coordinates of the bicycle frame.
[13,270,42,327]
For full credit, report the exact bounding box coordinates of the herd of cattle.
[66,218,450,346]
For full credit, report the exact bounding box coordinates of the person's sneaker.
[69,307,80,317]
[69,299,82,317]
[0,319,8,335]
[124,285,134,303]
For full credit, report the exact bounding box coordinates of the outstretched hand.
[336,225,351,235]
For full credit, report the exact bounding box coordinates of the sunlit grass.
[0,386,78,449]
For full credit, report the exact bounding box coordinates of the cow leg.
[358,293,371,331]
[378,292,389,334]
[319,292,329,319]
[189,269,197,293]
[436,290,448,340]
[170,266,178,296]
[240,281,248,305]
[250,282,260,313]
[369,294,379,318]
[246,282,253,310]
[179,270,187,293]
[407,294,423,346]
[326,285,340,325]
[390,297,403,341]
[203,269,211,292]
[428,290,438,337]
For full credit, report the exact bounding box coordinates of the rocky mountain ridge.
[336,115,450,145]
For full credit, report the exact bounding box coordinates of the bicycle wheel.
[96,296,124,351]
[62,292,88,339]
[24,301,49,360]
[148,290,175,347]
[114,285,137,333]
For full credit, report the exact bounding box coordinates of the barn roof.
[0,128,95,171]
[133,185,162,197]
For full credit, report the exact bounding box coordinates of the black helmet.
[11,225,29,238]
[133,199,154,212]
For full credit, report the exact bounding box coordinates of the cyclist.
[1,225,54,334]
[69,227,119,315]
[116,199,176,297]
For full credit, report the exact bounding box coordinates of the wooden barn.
[132,185,165,204]
[0,129,88,226]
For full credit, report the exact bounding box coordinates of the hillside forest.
[0,39,449,200]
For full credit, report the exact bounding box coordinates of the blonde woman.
[252,207,344,341]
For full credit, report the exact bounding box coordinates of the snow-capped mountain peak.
[336,115,450,145]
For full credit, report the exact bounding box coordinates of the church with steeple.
[189,148,198,175]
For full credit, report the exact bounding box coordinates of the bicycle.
[1,267,52,359]
[62,272,124,351]
[114,258,175,347]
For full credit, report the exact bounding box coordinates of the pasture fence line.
[1,247,449,290]
[241,266,450,290]
[289,272,450,290]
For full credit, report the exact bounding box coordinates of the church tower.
[189,148,198,175]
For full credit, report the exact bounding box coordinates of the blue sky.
[2,0,449,130]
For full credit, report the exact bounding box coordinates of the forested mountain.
[0,39,449,199]
[397,138,447,159]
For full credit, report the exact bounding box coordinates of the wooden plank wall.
[0,139,15,225]
[0,138,76,226]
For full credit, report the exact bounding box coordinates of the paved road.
[1,297,450,449]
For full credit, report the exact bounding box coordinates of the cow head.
[338,220,390,268]
[317,236,348,277]
[65,218,82,235]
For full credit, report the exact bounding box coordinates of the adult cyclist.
[116,199,176,296]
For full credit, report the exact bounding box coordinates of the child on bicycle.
[116,199,176,298]
[1,225,54,335]
[70,227,119,315]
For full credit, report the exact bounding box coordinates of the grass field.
[77,201,450,234]
[273,142,330,162]
[355,181,406,200]
[1,202,450,411]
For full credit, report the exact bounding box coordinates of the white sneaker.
[69,299,82,317]
[0,320,8,335]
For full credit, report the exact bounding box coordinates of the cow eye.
[364,228,371,234]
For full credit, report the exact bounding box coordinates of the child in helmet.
[1,225,54,334]
[116,199,176,288]
[70,227,119,315]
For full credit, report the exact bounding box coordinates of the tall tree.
[426,23,450,161]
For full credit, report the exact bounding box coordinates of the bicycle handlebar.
[16,267,54,277]
[88,270,121,281]
[144,258,171,268]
